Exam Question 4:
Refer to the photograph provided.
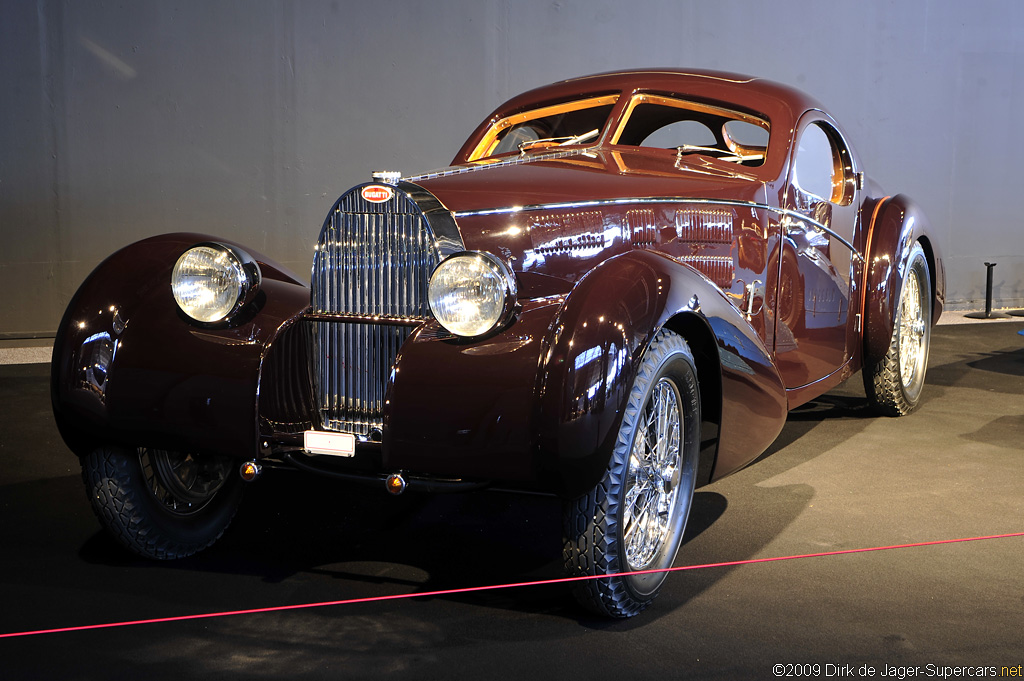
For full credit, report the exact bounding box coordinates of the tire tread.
[863,243,931,417]
[562,329,695,618]
[82,446,238,560]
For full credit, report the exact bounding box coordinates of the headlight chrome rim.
[171,242,262,324]
[428,251,518,338]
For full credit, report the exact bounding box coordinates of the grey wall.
[3,0,1023,337]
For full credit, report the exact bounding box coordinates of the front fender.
[537,249,788,497]
[382,296,560,481]
[51,233,310,459]
[863,195,945,365]
[384,249,787,496]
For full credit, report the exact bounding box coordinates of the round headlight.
[428,251,517,337]
[171,243,261,323]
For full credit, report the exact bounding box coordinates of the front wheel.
[864,242,932,416]
[563,329,701,618]
[82,446,242,560]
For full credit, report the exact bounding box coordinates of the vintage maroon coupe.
[52,69,944,617]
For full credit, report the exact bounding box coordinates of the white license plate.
[303,430,356,457]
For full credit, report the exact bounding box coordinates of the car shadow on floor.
[66,385,885,627]
[0,370,861,629]
[740,377,876,482]
[67,461,812,628]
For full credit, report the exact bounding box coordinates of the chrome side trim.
[564,70,759,86]
[453,197,864,261]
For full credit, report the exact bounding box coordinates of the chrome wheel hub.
[623,378,683,571]
[898,270,926,390]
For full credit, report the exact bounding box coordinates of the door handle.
[727,279,765,319]
[746,279,764,318]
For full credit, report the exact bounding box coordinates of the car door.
[774,115,860,388]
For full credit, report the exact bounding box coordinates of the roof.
[453,68,825,169]
[496,68,822,125]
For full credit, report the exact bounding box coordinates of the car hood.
[409,147,769,214]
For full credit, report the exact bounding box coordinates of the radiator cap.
[371,171,401,185]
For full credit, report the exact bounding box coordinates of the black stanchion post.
[985,262,995,317]
[965,262,1010,319]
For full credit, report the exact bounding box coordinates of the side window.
[792,121,853,205]
[723,119,769,149]
[641,120,716,148]
[614,94,770,167]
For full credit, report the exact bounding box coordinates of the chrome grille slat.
[310,186,442,437]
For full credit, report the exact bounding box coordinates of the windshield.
[613,93,770,167]
[468,95,618,160]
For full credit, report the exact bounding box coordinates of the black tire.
[82,445,242,560]
[563,329,701,618]
[864,242,932,416]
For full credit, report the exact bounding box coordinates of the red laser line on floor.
[2,531,1021,640]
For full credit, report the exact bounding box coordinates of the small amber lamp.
[385,474,407,495]
[239,461,262,482]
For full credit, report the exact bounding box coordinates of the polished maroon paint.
[862,195,945,364]
[52,69,944,499]
[51,233,310,461]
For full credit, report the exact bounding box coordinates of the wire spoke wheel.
[141,447,233,516]
[623,378,682,571]
[897,270,927,391]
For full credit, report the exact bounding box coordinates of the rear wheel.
[777,248,804,333]
[563,329,701,618]
[864,242,932,415]
[82,446,242,560]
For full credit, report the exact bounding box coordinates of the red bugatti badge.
[361,185,394,203]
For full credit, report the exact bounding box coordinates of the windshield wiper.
[519,128,600,152]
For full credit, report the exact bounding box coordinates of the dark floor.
[1,323,1022,680]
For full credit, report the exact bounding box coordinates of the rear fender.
[863,195,945,365]
[51,233,310,459]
